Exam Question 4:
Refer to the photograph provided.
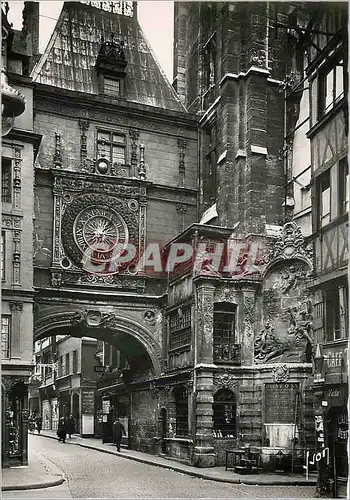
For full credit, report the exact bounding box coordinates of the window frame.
[1,157,12,204]
[203,121,217,205]
[213,303,239,364]
[325,286,348,342]
[96,129,126,166]
[1,315,11,359]
[339,157,349,215]
[318,55,344,119]
[174,385,189,437]
[103,76,121,97]
[317,169,331,229]
[169,306,192,351]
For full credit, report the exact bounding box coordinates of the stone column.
[193,279,215,467]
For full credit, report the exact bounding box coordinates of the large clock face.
[61,194,131,271]
[73,205,128,257]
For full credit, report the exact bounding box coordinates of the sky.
[7,1,174,81]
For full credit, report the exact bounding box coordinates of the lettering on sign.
[303,448,329,480]
[265,383,299,423]
[82,390,95,414]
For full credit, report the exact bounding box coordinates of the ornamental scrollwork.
[213,373,237,392]
[268,221,313,266]
[272,364,290,383]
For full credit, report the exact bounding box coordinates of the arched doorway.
[33,307,162,450]
[213,388,237,438]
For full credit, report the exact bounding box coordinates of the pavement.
[2,429,317,492]
[2,447,65,491]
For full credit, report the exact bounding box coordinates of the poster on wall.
[81,390,95,414]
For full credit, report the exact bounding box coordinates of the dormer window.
[104,77,121,97]
[95,34,127,98]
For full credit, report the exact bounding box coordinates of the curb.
[2,476,64,491]
[37,433,316,487]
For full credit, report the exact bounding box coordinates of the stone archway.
[34,307,162,376]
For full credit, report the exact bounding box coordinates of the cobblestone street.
[3,435,318,499]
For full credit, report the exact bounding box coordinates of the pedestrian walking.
[28,415,35,433]
[35,415,42,434]
[112,418,126,452]
[57,417,67,443]
[66,414,75,438]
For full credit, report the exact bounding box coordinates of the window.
[1,232,5,281]
[97,130,126,165]
[2,158,12,203]
[213,303,239,363]
[318,58,344,117]
[339,158,349,215]
[174,385,188,436]
[1,316,10,359]
[104,77,120,96]
[72,350,78,374]
[317,170,331,228]
[59,355,64,377]
[65,353,70,375]
[169,306,191,350]
[213,389,236,438]
[204,123,217,204]
[204,38,216,89]
[325,286,348,341]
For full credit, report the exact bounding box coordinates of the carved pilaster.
[13,147,21,209]
[176,198,187,232]
[52,190,62,265]
[138,143,146,180]
[53,132,62,167]
[12,230,21,286]
[195,282,214,365]
[193,282,215,467]
[9,301,23,312]
[129,128,139,178]
[177,138,187,187]
[138,190,147,271]
[78,119,90,163]
[242,289,255,364]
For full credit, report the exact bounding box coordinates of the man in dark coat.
[35,415,42,434]
[57,417,67,443]
[66,415,75,438]
[113,418,126,452]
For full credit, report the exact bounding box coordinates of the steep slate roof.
[32,2,185,112]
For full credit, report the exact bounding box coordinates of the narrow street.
[3,434,316,499]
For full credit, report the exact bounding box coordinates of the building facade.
[29,335,101,436]
[17,1,348,488]
[304,4,348,497]
[1,2,41,467]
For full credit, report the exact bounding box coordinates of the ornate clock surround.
[51,172,147,290]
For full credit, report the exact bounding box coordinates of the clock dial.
[73,205,128,262]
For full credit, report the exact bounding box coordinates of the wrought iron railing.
[213,343,241,364]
